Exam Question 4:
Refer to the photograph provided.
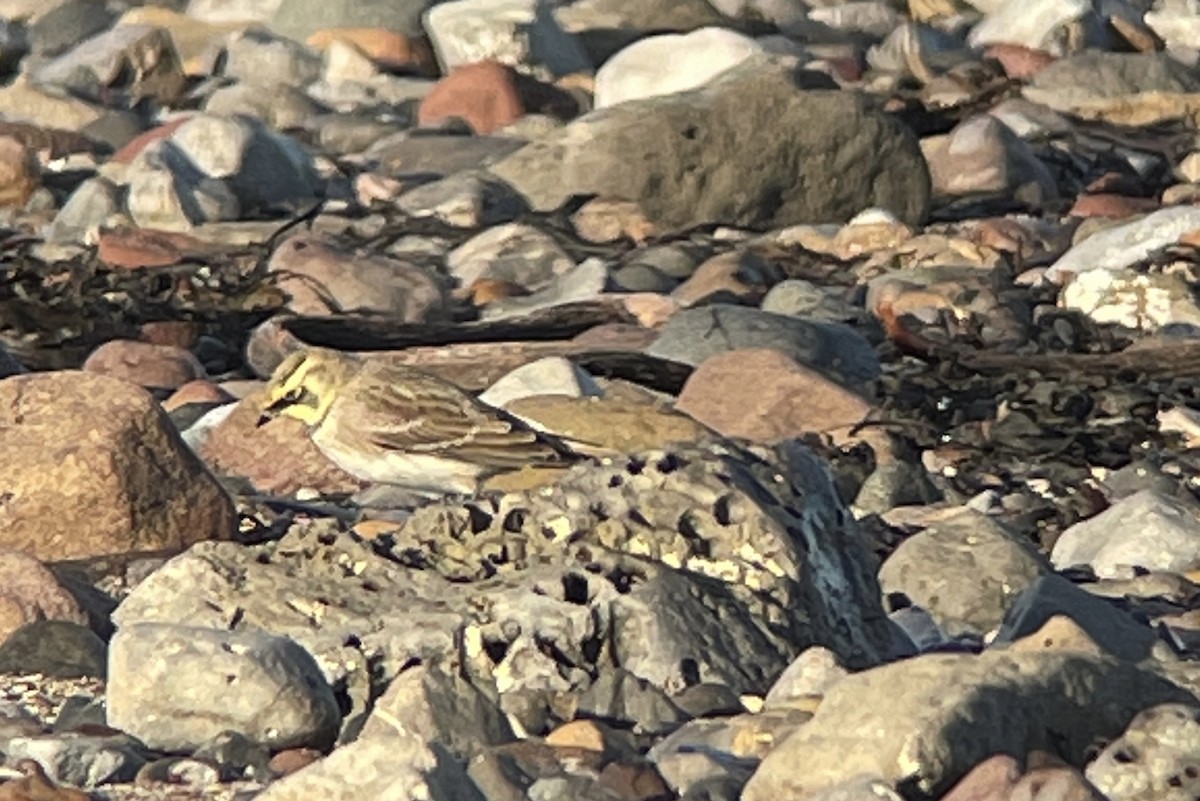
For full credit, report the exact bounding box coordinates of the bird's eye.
[284,387,303,402]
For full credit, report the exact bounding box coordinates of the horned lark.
[255,347,581,497]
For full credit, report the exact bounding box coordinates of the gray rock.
[187,0,284,23]
[447,222,576,290]
[852,460,943,517]
[106,623,341,752]
[479,356,604,408]
[969,0,1115,54]
[1045,206,1200,283]
[271,0,434,41]
[220,29,321,88]
[0,621,107,679]
[1050,489,1200,578]
[1024,52,1200,112]
[1086,703,1200,801]
[763,646,848,709]
[32,25,184,103]
[877,510,1051,638]
[646,305,881,389]
[576,669,689,735]
[611,263,678,293]
[113,442,896,720]
[991,575,1159,662]
[922,114,1058,211]
[6,732,146,787]
[479,257,610,321]
[28,0,115,58]
[740,651,1198,800]
[489,59,930,229]
[191,730,272,782]
[203,82,326,131]
[126,140,241,231]
[0,346,24,379]
[760,279,856,322]
[44,177,121,245]
[369,133,527,181]
[623,244,705,281]
[424,0,592,80]
[649,711,802,794]
[396,171,529,228]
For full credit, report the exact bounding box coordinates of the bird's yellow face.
[257,348,358,428]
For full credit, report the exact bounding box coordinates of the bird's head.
[256,347,359,428]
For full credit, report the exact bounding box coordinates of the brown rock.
[83,340,205,391]
[1068,193,1159,219]
[597,761,671,801]
[418,60,578,135]
[138,321,202,350]
[620,293,680,328]
[1006,615,1105,656]
[465,278,530,306]
[96,226,209,270]
[671,250,782,308]
[1013,767,1106,800]
[544,720,608,753]
[0,371,236,561]
[268,748,323,777]
[675,348,873,445]
[940,754,1022,801]
[0,136,39,209]
[307,28,437,73]
[199,392,363,496]
[0,550,87,646]
[984,44,1056,80]
[268,234,451,321]
[162,380,233,412]
[0,760,90,801]
[571,197,656,244]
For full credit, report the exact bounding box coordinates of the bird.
[255,346,582,497]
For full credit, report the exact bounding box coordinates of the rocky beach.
[3,0,1200,799]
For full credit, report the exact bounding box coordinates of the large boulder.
[0,371,236,561]
[489,59,930,229]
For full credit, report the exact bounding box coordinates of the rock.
[5,732,146,788]
[203,82,326,131]
[0,371,236,561]
[740,651,1197,800]
[1045,206,1200,283]
[418,59,576,134]
[0,621,106,679]
[220,28,322,88]
[478,356,604,407]
[942,755,1104,801]
[877,510,1050,638]
[307,28,437,73]
[594,28,764,109]
[1023,52,1200,113]
[125,140,241,231]
[671,250,782,308]
[760,278,858,322]
[968,0,1129,55]
[27,0,115,58]
[1051,489,1200,578]
[762,646,848,709]
[489,59,929,229]
[267,234,452,320]
[675,348,873,445]
[477,257,609,321]
[0,346,23,379]
[423,0,592,80]
[32,25,186,105]
[447,222,576,291]
[0,75,103,130]
[576,669,689,735]
[44,177,121,244]
[394,170,528,228]
[0,136,39,209]
[922,115,1058,211]
[270,0,432,42]
[649,710,804,794]
[572,197,656,245]
[0,551,86,648]
[369,132,526,180]
[0,760,91,801]
[82,340,205,392]
[106,623,340,752]
[647,305,881,389]
[1087,703,1200,800]
[1059,268,1200,332]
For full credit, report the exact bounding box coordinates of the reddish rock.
[199,393,363,496]
[269,748,323,777]
[307,28,437,73]
[138,321,202,350]
[162,379,233,412]
[83,339,205,391]
[0,550,88,646]
[984,44,1056,80]
[110,116,193,164]
[1068,193,1159,219]
[0,760,90,801]
[940,754,1022,800]
[571,197,656,244]
[675,348,874,445]
[268,234,451,321]
[97,226,207,270]
[0,371,236,562]
[418,60,578,135]
[0,136,39,209]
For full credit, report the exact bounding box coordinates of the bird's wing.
[340,365,575,470]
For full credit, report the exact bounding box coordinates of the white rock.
[1060,268,1200,331]
[479,356,604,408]
[1045,205,1200,283]
[423,0,591,80]
[1146,0,1200,50]
[1051,489,1200,578]
[126,140,241,231]
[106,622,341,752]
[968,0,1105,55]
[182,402,238,452]
[594,27,763,109]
